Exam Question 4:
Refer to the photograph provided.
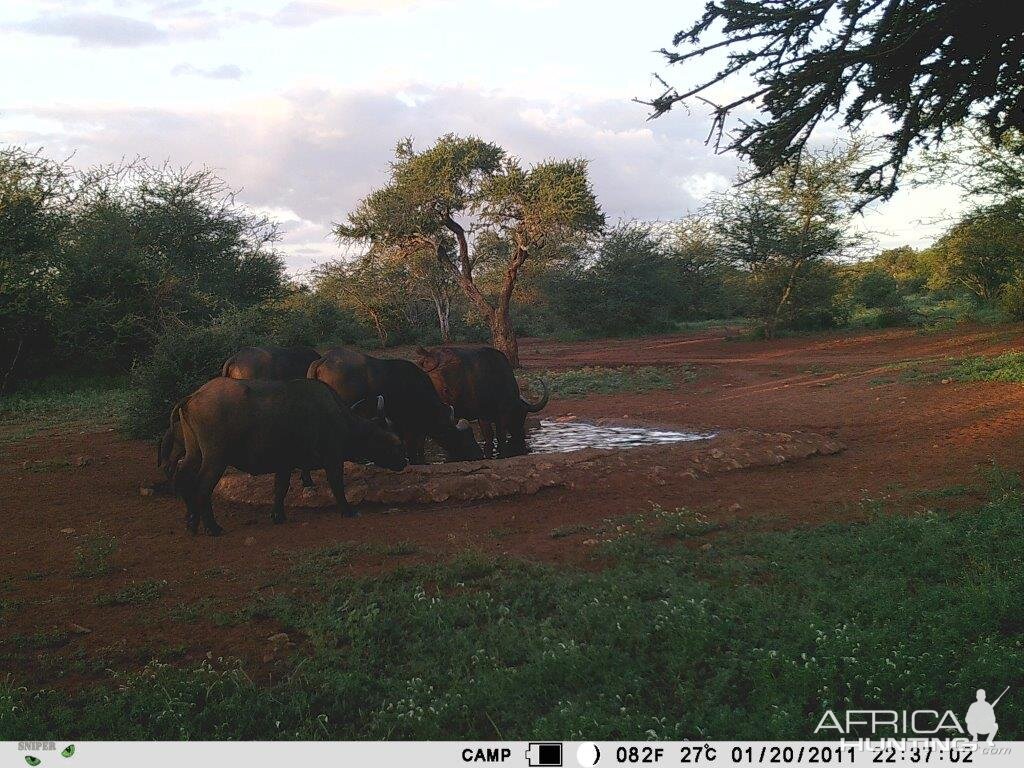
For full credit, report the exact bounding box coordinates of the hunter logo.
[966,687,1008,744]
[814,686,1009,742]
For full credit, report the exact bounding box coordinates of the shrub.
[853,268,903,309]
[998,277,1024,320]
[124,310,266,437]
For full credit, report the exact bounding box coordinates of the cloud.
[6,12,168,47]
[271,0,445,26]
[5,85,740,270]
[171,63,244,79]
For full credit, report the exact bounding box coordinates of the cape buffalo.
[221,345,321,381]
[308,347,484,464]
[221,345,322,488]
[415,345,549,458]
[167,377,408,535]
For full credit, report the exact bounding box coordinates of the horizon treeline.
[3,128,1024,430]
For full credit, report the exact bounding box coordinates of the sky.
[0,0,968,273]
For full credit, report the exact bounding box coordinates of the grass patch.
[4,478,1024,739]
[170,598,216,624]
[0,375,129,444]
[523,366,690,398]
[942,350,1024,383]
[95,579,168,607]
[379,541,421,557]
[895,350,1024,385]
[71,531,118,579]
[549,523,592,539]
[10,629,71,651]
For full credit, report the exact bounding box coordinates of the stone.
[214,430,846,508]
[75,456,91,467]
[243,536,256,546]
[139,485,155,497]
[68,623,92,635]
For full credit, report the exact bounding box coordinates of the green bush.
[123,297,386,437]
[124,310,265,437]
[998,277,1024,321]
[853,268,903,309]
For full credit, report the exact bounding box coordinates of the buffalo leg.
[272,470,291,524]
[324,464,356,517]
[175,459,202,534]
[195,463,226,536]
[480,421,495,459]
[509,416,528,456]
[494,416,509,458]
[299,469,314,488]
[403,432,426,464]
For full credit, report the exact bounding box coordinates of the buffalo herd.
[157,345,549,535]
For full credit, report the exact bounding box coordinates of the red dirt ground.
[3,324,1023,686]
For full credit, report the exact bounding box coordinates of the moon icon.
[576,741,601,766]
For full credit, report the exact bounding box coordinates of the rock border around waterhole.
[214,429,846,507]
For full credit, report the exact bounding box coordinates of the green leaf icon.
[61,745,75,758]
[25,758,41,767]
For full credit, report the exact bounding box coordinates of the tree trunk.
[368,311,387,349]
[766,259,803,340]
[490,310,520,368]
[434,292,451,343]
[1,336,25,397]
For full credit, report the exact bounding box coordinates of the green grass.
[523,366,690,398]
[0,375,129,444]
[3,472,1023,740]
[95,579,168,607]
[71,531,118,579]
[549,523,592,539]
[9,629,71,651]
[943,350,1024,383]
[891,350,1024,385]
[170,599,216,624]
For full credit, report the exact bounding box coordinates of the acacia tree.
[917,124,1024,200]
[925,198,1024,300]
[337,134,604,366]
[646,0,1024,206]
[711,145,861,338]
[0,148,71,391]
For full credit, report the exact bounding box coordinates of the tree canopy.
[337,134,604,365]
[646,0,1024,206]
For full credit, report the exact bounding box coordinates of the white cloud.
[6,12,168,47]
[271,0,449,26]
[6,85,739,270]
[171,62,244,79]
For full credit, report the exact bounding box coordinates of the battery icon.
[525,742,563,767]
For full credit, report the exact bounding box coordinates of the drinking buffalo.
[415,345,549,458]
[167,377,407,535]
[221,345,322,488]
[308,347,484,464]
